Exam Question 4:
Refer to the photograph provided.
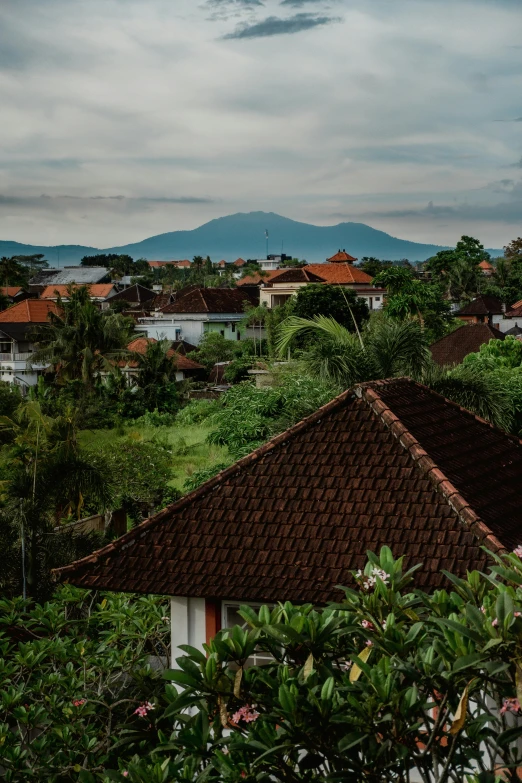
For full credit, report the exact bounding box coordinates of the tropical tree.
[276,315,514,430]
[0,401,113,597]
[425,236,486,303]
[131,339,180,412]
[292,283,369,333]
[31,286,133,389]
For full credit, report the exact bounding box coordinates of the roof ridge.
[54,385,357,579]
[356,380,507,555]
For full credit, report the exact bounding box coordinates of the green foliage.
[175,399,219,426]
[0,253,48,288]
[191,332,236,372]
[80,253,149,278]
[223,356,253,383]
[373,266,453,339]
[464,336,522,369]
[425,235,487,303]
[0,587,170,781]
[292,283,369,333]
[207,371,338,456]
[358,256,394,277]
[0,380,22,418]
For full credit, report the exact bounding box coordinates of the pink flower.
[365,640,373,647]
[340,660,352,672]
[501,698,521,715]
[361,619,375,631]
[72,699,86,707]
[122,773,129,779]
[232,704,259,724]
[492,618,499,627]
[515,612,522,618]
[480,606,485,614]
[513,546,522,558]
[134,701,155,718]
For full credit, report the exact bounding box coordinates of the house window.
[220,330,225,337]
[0,342,12,353]
[231,323,236,333]
[374,297,381,302]
[222,602,274,667]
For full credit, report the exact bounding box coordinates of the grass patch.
[79,422,229,492]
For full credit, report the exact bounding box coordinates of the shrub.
[176,398,219,426]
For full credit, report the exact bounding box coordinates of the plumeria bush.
[0,586,170,781]
[119,547,522,783]
[4,549,522,782]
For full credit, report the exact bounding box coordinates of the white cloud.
[0,0,521,247]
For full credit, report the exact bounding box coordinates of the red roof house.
[430,324,505,367]
[57,378,519,659]
[0,299,59,323]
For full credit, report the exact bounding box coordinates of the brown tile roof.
[430,324,505,367]
[504,304,522,318]
[265,268,325,285]
[162,287,258,314]
[511,299,522,310]
[0,286,23,298]
[0,299,59,323]
[305,263,373,285]
[106,284,156,305]
[237,271,286,286]
[233,258,246,267]
[479,260,494,271]
[40,284,115,300]
[147,260,191,268]
[327,250,358,263]
[56,378,521,601]
[456,296,504,316]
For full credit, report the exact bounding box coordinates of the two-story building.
[138,287,259,346]
[0,300,58,391]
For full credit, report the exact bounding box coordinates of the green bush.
[175,399,219,426]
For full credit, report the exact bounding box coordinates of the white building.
[0,300,57,391]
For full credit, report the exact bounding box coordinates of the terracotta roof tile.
[56,378,522,601]
[106,284,156,304]
[237,271,287,286]
[430,324,505,366]
[40,284,115,299]
[305,263,374,285]
[479,260,494,271]
[0,286,23,297]
[327,250,358,263]
[125,337,203,370]
[265,268,325,285]
[0,299,59,323]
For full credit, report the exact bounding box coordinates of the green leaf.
[496,591,514,627]
[162,669,200,687]
[321,676,335,701]
[338,731,366,752]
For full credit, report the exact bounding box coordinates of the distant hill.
[0,212,502,265]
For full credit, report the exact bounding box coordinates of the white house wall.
[170,596,206,667]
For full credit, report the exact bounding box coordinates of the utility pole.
[265,229,268,259]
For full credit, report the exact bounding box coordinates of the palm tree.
[31,286,132,388]
[0,256,23,289]
[131,339,180,411]
[276,314,514,430]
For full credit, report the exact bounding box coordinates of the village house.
[103,283,157,311]
[138,287,259,346]
[0,286,28,307]
[239,252,386,311]
[479,260,495,277]
[430,323,505,366]
[0,299,58,391]
[119,336,204,382]
[57,378,520,664]
[494,300,522,334]
[28,266,110,295]
[455,295,504,326]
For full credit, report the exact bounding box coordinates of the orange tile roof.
[327,250,358,263]
[40,284,115,299]
[305,263,373,284]
[0,299,59,323]
[233,258,246,267]
[479,260,494,271]
[0,286,22,297]
[125,336,203,370]
[511,299,522,310]
[148,259,191,268]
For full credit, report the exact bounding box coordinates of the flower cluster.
[355,566,390,591]
[134,701,155,718]
[513,545,522,558]
[361,619,375,631]
[500,698,521,715]
[339,660,352,672]
[72,699,86,707]
[232,704,259,724]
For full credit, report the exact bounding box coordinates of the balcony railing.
[0,352,33,362]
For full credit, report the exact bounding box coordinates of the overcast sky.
[0,0,521,249]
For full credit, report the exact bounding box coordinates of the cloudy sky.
[0,0,521,249]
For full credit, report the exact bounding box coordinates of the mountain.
[0,212,502,265]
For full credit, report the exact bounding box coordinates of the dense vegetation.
[3,549,522,781]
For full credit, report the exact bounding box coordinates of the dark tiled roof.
[106,284,156,304]
[456,296,504,316]
[505,305,522,318]
[56,379,522,601]
[265,268,324,285]
[504,325,522,336]
[162,287,258,314]
[430,324,505,366]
